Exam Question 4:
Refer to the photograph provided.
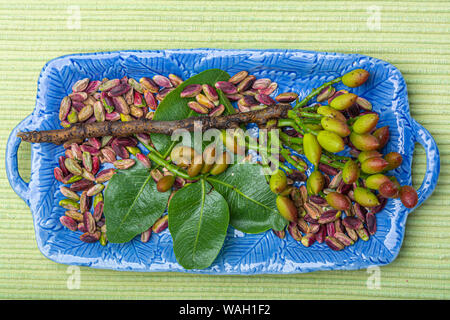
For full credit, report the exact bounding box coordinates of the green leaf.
[207,163,288,234]
[150,69,232,157]
[168,179,229,269]
[103,162,170,243]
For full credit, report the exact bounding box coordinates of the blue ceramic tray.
[5,49,440,274]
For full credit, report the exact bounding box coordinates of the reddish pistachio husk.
[342,69,370,88]
[169,74,183,87]
[342,159,360,184]
[352,113,379,134]
[136,153,152,168]
[255,93,276,105]
[328,171,343,189]
[349,132,380,151]
[128,78,143,93]
[215,81,237,94]
[105,111,120,121]
[65,210,84,222]
[226,93,244,101]
[54,167,64,183]
[318,163,340,176]
[366,212,377,235]
[141,228,152,243]
[153,75,172,88]
[306,170,324,195]
[144,91,157,110]
[228,71,248,84]
[108,83,131,97]
[353,202,367,222]
[325,192,351,211]
[275,92,298,103]
[69,91,88,102]
[86,183,104,197]
[83,211,96,234]
[308,223,320,234]
[384,152,403,171]
[303,202,321,220]
[59,96,72,121]
[64,158,82,176]
[357,150,383,163]
[209,104,225,117]
[355,96,372,111]
[180,84,202,98]
[99,79,120,92]
[356,228,370,241]
[236,75,256,93]
[93,201,104,222]
[361,157,389,174]
[325,236,345,251]
[379,180,400,198]
[373,126,390,149]
[81,169,96,182]
[315,225,327,243]
[329,93,358,111]
[60,216,78,231]
[288,222,302,241]
[334,232,354,246]
[365,173,391,190]
[113,159,135,170]
[80,231,101,243]
[112,96,130,115]
[152,215,168,233]
[72,78,90,92]
[272,229,286,239]
[309,195,327,206]
[399,185,418,208]
[276,195,298,222]
[156,175,175,193]
[259,82,277,95]
[133,92,146,108]
[202,84,219,105]
[252,78,271,90]
[316,86,336,102]
[301,233,316,247]
[317,130,345,153]
[321,117,350,137]
[317,105,347,123]
[187,101,209,114]
[342,216,363,230]
[195,93,215,109]
[353,187,380,207]
[317,210,341,224]
[326,222,336,237]
[59,198,80,211]
[140,77,159,93]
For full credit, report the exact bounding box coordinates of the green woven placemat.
[1,0,449,299]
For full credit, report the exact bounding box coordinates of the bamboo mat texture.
[0,0,449,299]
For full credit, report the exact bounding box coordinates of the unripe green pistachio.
[353,187,380,207]
[306,170,324,195]
[352,113,379,134]
[321,117,350,137]
[325,192,351,211]
[187,154,204,177]
[357,150,383,163]
[305,123,323,131]
[365,173,391,190]
[209,152,231,175]
[329,93,358,111]
[156,175,175,192]
[317,105,347,122]
[384,152,403,171]
[342,69,370,88]
[317,130,345,153]
[276,195,298,222]
[342,159,360,184]
[170,145,196,168]
[220,130,245,155]
[269,169,288,194]
[303,133,322,166]
[373,126,390,149]
[361,157,389,174]
[399,185,418,208]
[201,144,217,174]
[349,132,380,151]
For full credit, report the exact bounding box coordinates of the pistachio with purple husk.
[361,157,389,174]
[325,192,351,211]
[399,186,418,208]
[349,132,380,151]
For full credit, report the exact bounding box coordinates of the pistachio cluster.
[57,73,186,243]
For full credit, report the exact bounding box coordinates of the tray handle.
[410,118,440,208]
[5,115,34,205]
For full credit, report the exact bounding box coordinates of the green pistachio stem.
[279,132,303,145]
[146,151,192,180]
[287,110,319,135]
[297,111,323,120]
[280,148,306,172]
[293,77,342,109]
